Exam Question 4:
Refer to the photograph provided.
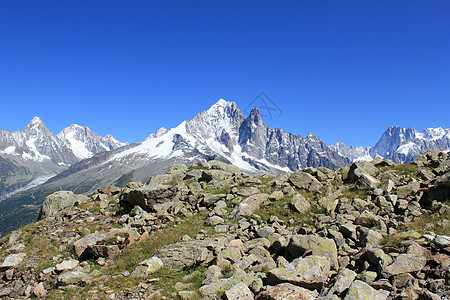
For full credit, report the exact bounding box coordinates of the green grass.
[100,211,211,298]
[152,265,206,299]
[380,164,420,178]
[107,212,208,274]
[408,211,450,236]
[254,194,319,227]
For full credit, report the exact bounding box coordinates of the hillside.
[0,149,448,299]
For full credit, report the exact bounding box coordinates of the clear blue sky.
[1,1,449,147]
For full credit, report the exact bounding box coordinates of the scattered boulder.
[230,194,270,219]
[287,235,338,269]
[289,171,323,192]
[0,253,26,271]
[256,283,317,300]
[38,191,88,220]
[344,280,388,300]
[289,194,311,213]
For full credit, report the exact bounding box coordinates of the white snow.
[2,146,16,155]
[397,142,417,155]
[63,130,93,159]
[25,137,51,161]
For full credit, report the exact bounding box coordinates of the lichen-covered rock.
[356,173,380,190]
[230,193,270,219]
[225,282,253,300]
[289,171,323,192]
[267,255,331,289]
[73,228,135,259]
[347,161,378,183]
[120,183,176,212]
[131,257,164,277]
[153,235,230,271]
[344,280,388,300]
[289,194,311,213]
[287,235,338,269]
[327,268,357,296]
[39,191,88,220]
[0,253,26,271]
[57,271,88,286]
[382,253,427,276]
[256,283,317,300]
[396,181,420,199]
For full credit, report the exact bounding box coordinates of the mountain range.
[0,99,449,235]
[0,117,125,201]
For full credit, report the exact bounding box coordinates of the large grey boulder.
[39,191,88,220]
[230,193,270,219]
[256,283,317,300]
[57,271,88,286]
[267,255,331,289]
[382,253,427,276]
[344,280,388,300]
[289,194,311,213]
[120,183,177,212]
[287,235,338,269]
[347,161,378,183]
[289,171,323,192]
[73,228,135,259]
[131,257,164,277]
[153,235,230,271]
[225,282,253,300]
[0,253,26,271]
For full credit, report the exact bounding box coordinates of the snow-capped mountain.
[329,143,372,162]
[0,117,125,199]
[57,124,125,160]
[107,99,349,176]
[0,117,78,165]
[332,126,450,163]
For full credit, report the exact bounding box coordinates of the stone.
[267,255,331,289]
[38,191,88,220]
[347,161,378,183]
[0,253,26,271]
[287,234,339,269]
[97,185,121,195]
[57,271,88,286]
[33,282,46,297]
[362,229,384,249]
[357,271,378,284]
[344,280,388,300]
[73,228,135,259]
[153,236,229,271]
[225,282,253,300]
[327,268,357,296]
[205,215,225,226]
[435,235,450,248]
[289,194,311,213]
[396,182,420,199]
[256,283,316,300]
[269,191,284,200]
[289,171,323,192]
[5,269,14,280]
[256,226,276,238]
[131,257,164,277]
[55,259,79,271]
[383,253,427,276]
[355,211,379,228]
[230,194,270,219]
[356,173,380,190]
[178,290,196,300]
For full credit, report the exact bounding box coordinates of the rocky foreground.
[0,150,449,299]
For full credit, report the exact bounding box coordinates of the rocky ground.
[0,149,449,299]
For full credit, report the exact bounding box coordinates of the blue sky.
[1,1,449,147]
